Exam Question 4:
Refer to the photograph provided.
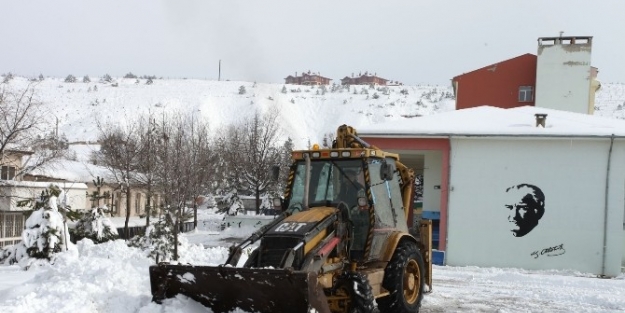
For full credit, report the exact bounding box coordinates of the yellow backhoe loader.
[149,124,432,313]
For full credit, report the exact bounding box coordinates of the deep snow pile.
[1,208,624,313]
[0,237,623,313]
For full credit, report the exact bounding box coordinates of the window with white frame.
[518,86,533,102]
[1,166,16,180]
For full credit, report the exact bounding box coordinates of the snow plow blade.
[149,263,331,313]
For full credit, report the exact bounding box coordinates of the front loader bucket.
[149,263,331,313]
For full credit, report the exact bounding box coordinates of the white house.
[360,105,625,277]
[0,180,87,248]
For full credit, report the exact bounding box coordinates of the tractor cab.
[282,148,410,262]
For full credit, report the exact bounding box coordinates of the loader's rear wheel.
[377,241,425,313]
[332,272,374,313]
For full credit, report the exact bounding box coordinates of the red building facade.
[452,54,537,110]
[340,72,389,86]
[284,71,331,85]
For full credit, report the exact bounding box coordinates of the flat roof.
[359,106,625,138]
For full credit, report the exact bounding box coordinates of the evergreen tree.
[2,72,14,83]
[64,75,77,83]
[38,73,44,81]
[100,74,113,83]
[127,213,178,262]
[0,185,70,267]
[73,205,118,243]
[83,75,91,83]
[281,85,287,94]
[238,85,246,95]
[73,177,118,243]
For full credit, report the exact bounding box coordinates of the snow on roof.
[0,180,87,189]
[360,105,625,138]
[27,159,110,183]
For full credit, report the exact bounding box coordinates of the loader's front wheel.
[332,272,374,313]
[377,241,425,313]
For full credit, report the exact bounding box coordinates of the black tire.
[335,272,375,313]
[377,241,425,313]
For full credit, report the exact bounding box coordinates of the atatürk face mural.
[504,184,545,237]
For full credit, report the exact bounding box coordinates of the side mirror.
[271,165,281,181]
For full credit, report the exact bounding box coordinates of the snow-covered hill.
[4,76,456,149]
[4,76,625,149]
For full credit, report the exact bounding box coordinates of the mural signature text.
[531,243,565,259]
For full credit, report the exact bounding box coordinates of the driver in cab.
[337,168,368,257]
[338,168,365,211]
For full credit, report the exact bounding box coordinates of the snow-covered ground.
[2,77,625,312]
[0,209,623,313]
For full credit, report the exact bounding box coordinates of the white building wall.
[535,37,593,114]
[422,150,442,213]
[446,137,624,277]
[0,181,87,211]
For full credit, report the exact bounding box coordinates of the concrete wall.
[535,37,593,114]
[446,137,624,277]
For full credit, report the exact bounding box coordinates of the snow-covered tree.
[0,185,70,267]
[72,205,118,243]
[73,178,118,243]
[220,189,243,215]
[127,213,178,262]
[64,75,77,83]
[100,74,113,83]
[238,85,246,95]
[83,75,91,83]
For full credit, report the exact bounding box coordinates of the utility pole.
[218,59,221,81]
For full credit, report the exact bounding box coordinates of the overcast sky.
[1,0,623,85]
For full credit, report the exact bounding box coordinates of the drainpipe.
[601,134,614,276]
[445,135,452,255]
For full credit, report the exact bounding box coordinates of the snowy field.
[1,209,623,313]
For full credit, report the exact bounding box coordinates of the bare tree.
[218,108,286,214]
[134,114,160,226]
[152,112,214,260]
[185,117,215,228]
[0,82,67,178]
[96,121,143,239]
